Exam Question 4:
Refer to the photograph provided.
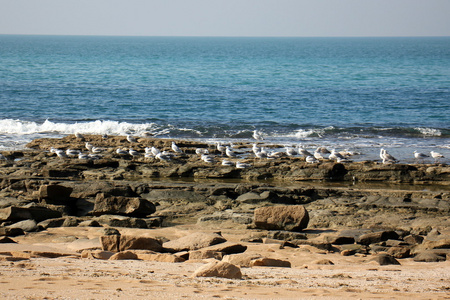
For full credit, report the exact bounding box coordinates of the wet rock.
[92,193,156,217]
[163,232,227,252]
[254,205,309,231]
[192,261,242,279]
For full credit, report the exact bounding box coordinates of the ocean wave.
[415,127,442,137]
[0,119,165,136]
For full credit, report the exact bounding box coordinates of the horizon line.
[1,33,449,39]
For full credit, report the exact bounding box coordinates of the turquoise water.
[0,35,449,161]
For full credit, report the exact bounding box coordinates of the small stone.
[192,261,242,279]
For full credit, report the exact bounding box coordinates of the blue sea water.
[0,35,449,162]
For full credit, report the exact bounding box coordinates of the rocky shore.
[1,135,449,299]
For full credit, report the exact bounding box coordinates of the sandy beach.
[1,136,449,299]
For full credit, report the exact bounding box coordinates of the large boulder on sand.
[192,261,242,279]
[253,205,309,231]
[163,232,227,252]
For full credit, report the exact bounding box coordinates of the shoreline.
[0,135,449,299]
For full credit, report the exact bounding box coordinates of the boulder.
[253,205,309,231]
[81,250,115,260]
[357,231,399,246]
[0,227,25,237]
[8,219,38,232]
[109,251,138,260]
[119,236,163,252]
[100,234,121,252]
[222,253,262,267]
[192,261,242,279]
[189,250,224,261]
[250,258,291,268]
[413,252,446,262]
[38,184,73,204]
[0,206,62,222]
[369,253,401,265]
[163,232,227,252]
[92,193,156,217]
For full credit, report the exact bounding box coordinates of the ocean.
[0,35,449,162]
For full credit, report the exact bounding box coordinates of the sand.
[1,226,449,300]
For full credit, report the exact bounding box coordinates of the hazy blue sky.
[1,0,449,37]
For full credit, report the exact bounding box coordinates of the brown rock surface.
[254,205,309,231]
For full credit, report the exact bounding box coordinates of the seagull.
[314,150,325,160]
[129,149,140,158]
[225,146,237,158]
[267,150,284,159]
[116,148,129,156]
[91,147,103,154]
[306,155,319,164]
[102,133,108,139]
[285,147,297,157]
[127,135,137,143]
[298,146,313,157]
[316,146,331,154]
[195,148,209,155]
[156,152,172,162]
[85,142,94,152]
[88,154,103,160]
[201,154,215,163]
[55,149,67,159]
[217,143,226,156]
[430,151,444,163]
[151,146,161,156]
[66,149,80,156]
[380,148,398,164]
[222,160,234,166]
[236,161,251,169]
[78,153,90,160]
[172,142,183,154]
[252,144,261,155]
[414,151,429,163]
[329,149,345,161]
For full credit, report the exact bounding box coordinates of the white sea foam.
[0,119,162,136]
[415,127,442,137]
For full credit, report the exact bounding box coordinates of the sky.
[1,0,449,37]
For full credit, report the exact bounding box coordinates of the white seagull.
[85,142,94,152]
[236,161,251,169]
[222,160,234,166]
[195,148,209,155]
[430,151,444,163]
[116,148,129,156]
[225,146,237,158]
[380,148,398,164]
[217,143,226,156]
[329,149,345,161]
[127,135,137,143]
[414,151,429,163]
[129,149,140,158]
[298,146,313,157]
[172,142,183,154]
[285,147,297,157]
[306,156,319,164]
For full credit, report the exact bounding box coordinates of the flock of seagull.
[0,132,445,166]
[23,133,443,168]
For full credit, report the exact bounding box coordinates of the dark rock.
[266,231,307,241]
[357,231,399,245]
[92,193,156,217]
[119,236,163,252]
[0,206,62,222]
[38,184,73,204]
[369,253,401,265]
[0,236,17,243]
[403,234,424,245]
[387,246,411,258]
[0,227,25,237]
[37,216,80,230]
